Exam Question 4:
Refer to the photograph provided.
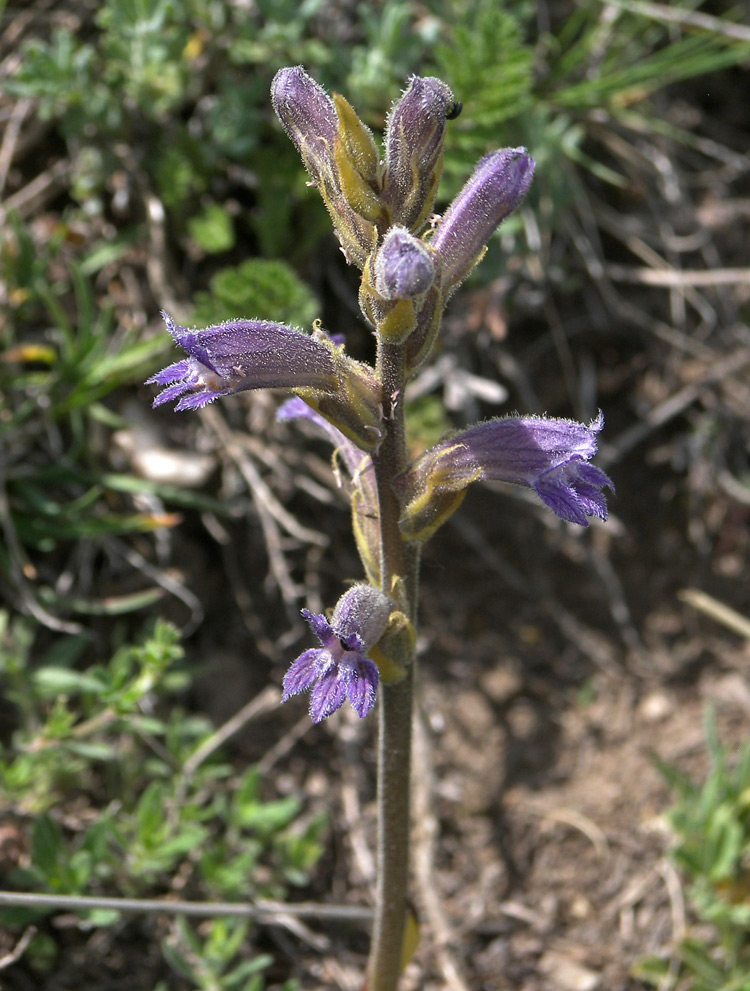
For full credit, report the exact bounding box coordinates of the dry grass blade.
[679,589,750,640]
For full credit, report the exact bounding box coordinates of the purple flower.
[398,412,614,540]
[373,227,436,300]
[147,312,338,411]
[431,148,535,291]
[282,585,393,723]
[382,75,457,231]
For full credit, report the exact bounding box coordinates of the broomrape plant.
[148,66,613,991]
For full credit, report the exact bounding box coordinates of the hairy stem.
[367,339,420,991]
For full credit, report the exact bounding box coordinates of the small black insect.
[447,100,463,120]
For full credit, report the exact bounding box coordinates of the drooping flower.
[431,148,535,292]
[147,312,383,451]
[282,585,394,723]
[147,312,338,411]
[398,412,614,540]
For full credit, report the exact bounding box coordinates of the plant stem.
[367,338,420,991]
[368,667,415,991]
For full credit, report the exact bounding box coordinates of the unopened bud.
[382,76,457,232]
[431,148,535,292]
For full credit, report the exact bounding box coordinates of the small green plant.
[636,711,750,990]
[162,916,276,991]
[191,259,320,329]
[0,618,326,980]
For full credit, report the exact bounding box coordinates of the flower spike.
[282,585,394,723]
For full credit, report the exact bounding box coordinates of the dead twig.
[0,96,32,196]
[607,0,750,43]
[412,710,473,991]
[679,588,750,640]
[604,265,750,288]
[203,405,321,613]
[179,685,280,785]
[599,349,750,468]
[0,926,36,971]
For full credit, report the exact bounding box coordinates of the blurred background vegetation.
[1,1,749,988]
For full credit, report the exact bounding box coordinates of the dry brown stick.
[144,192,186,314]
[202,406,311,609]
[604,265,750,288]
[180,685,280,783]
[412,709,472,991]
[0,159,69,222]
[0,926,36,971]
[679,589,750,640]
[0,890,372,923]
[564,210,715,358]
[256,712,313,774]
[0,462,84,634]
[0,0,57,61]
[0,96,32,195]
[206,407,327,548]
[610,0,750,43]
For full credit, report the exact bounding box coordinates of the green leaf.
[31,815,62,877]
[33,667,106,697]
[188,203,236,254]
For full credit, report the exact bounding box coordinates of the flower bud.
[272,66,378,268]
[373,227,436,300]
[358,228,437,344]
[271,65,339,177]
[431,148,535,292]
[382,75,457,232]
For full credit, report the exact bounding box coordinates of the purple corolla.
[398,412,614,540]
[147,311,338,411]
[282,585,393,723]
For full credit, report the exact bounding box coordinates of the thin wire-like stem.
[0,890,372,922]
[366,337,421,991]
